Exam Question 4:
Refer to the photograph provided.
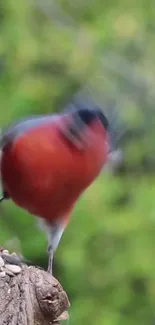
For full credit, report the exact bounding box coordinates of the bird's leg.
[47,245,54,274]
[46,223,65,275]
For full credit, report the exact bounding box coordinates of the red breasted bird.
[0,107,109,274]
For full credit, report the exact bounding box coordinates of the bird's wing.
[0,114,59,149]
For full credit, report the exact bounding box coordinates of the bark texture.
[0,264,70,325]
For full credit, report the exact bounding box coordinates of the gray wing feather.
[0,114,59,149]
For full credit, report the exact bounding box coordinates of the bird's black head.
[62,107,109,150]
[74,108,109,130]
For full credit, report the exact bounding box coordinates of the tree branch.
[0,250,70,325]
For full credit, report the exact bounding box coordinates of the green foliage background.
[1,1,155,324]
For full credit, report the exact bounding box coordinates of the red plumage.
[1,119,108,222]
[0,109,109,273]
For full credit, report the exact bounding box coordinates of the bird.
[0,105,110,274]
